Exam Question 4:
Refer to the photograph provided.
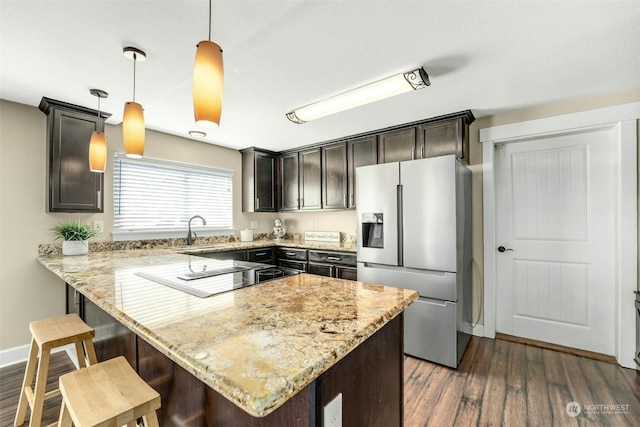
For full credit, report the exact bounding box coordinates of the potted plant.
[52,220,98,256]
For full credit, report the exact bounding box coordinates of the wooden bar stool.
[14,313,98,427]
[57,356,161,427]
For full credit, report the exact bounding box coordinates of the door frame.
[480,102,639,369]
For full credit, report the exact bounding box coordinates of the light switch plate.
[308,220,314,229]
[250,220,258,230]
[323,392,342,427]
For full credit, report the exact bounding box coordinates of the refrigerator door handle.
[397,184,403,266]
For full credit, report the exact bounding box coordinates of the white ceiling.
[2,1,639,152]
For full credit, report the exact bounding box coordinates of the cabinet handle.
[256,198,260,210]
[419,145,424,158]
[97,190,101,210]
[255,252,267,256]
[344,194,347,206]
[286,252,296,256]
[327,256,341,261]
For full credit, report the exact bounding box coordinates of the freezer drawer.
[404,298,469,368]
[357,262,457,301]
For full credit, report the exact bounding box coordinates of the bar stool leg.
[143,411,160,427]
[83,338,98,365]
[28,348,51,427]
[14,339,38,426]
[58,401,72,427]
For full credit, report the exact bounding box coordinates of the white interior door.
[495,128,616,355]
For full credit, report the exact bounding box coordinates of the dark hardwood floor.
[1,337,638,427]
[404,337,640,427]
[0,351,74,427]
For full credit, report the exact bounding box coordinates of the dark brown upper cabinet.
[241,147,277,212]
[416,115,471,161]
[347,136,377,208]
[299,148,322,210]
[377,127,417,163]
[279,152,300,211]
[39,97,110,213]
[242,110,474,213]
[322,142,348,209]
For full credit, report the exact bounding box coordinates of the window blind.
[113,154,233,230]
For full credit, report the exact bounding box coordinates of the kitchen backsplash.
[38,232,357,256]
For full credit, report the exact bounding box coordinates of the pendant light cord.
[132,52,137,102]
[208,0,212,41]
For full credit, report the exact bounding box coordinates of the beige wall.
[0,99,270,351]
[2,88,638,352]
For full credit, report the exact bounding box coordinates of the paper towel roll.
[240,229,253,242]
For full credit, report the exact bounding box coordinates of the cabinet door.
[279,259,307,272]
[247,247,275,264]
[336,266,358,281]
[48,108,105,212]
[416,118,467,161]
[299,148,322,210]
[322,142,348,209]
[308,263,333,277]
[279,153,300,211]
[377,127,416,164]
[347,136,377,208]
[255,152,277,211]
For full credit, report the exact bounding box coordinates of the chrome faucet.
[187,215,206,245]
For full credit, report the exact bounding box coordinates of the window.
[113,153,233,239]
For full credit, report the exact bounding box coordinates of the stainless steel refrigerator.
[356,154,472,368]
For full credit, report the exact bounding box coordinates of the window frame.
[111,152,235,242]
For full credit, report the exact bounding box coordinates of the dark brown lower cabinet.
[307,250,357,281]
[67,285,403,426]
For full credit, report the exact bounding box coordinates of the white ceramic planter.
[62,240,89,256]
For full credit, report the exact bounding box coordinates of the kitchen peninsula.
[37,248,417,426]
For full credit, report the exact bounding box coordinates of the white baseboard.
[472,324,484,337]
[0,343,77,369]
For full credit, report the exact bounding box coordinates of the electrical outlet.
[323,393,342,427]
[308,220,314,229]
[92,220,104,233]
[250,220,258,230]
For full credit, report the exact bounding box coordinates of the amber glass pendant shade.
[193,40,223,128]
[88,131,107,172]
[123,101,145,158]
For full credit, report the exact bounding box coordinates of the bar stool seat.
[57,356,161,427]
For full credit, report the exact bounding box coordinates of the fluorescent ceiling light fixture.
[286,67,430,124]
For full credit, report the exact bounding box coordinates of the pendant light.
[193,0,223,128]
[123,46,146,158]
[88,89,108,173]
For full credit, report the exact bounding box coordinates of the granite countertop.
[37,249,416,417]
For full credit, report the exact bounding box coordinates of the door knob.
[498,246,514,252]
